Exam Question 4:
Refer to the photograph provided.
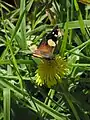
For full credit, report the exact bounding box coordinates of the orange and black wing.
[33,25,61,59]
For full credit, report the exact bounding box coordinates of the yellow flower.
[35,55,67,88]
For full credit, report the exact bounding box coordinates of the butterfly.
[33,26,62,59]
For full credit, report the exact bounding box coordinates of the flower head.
[35,55,67,88]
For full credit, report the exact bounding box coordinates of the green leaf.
[3,88,10,120]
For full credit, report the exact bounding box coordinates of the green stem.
[60,83,80,120]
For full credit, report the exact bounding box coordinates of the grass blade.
[3,88,10,120]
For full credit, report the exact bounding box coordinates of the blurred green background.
[0,0,90,120]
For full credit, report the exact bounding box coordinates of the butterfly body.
[33,26,61,59]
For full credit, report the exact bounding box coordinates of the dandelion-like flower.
[35,55,67,88]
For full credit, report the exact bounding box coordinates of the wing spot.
[48,39,56,47]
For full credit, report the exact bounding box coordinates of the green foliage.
[0,0,90,120]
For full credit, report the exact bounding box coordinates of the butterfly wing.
[33,41,54,58]
[33,26,60,59]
